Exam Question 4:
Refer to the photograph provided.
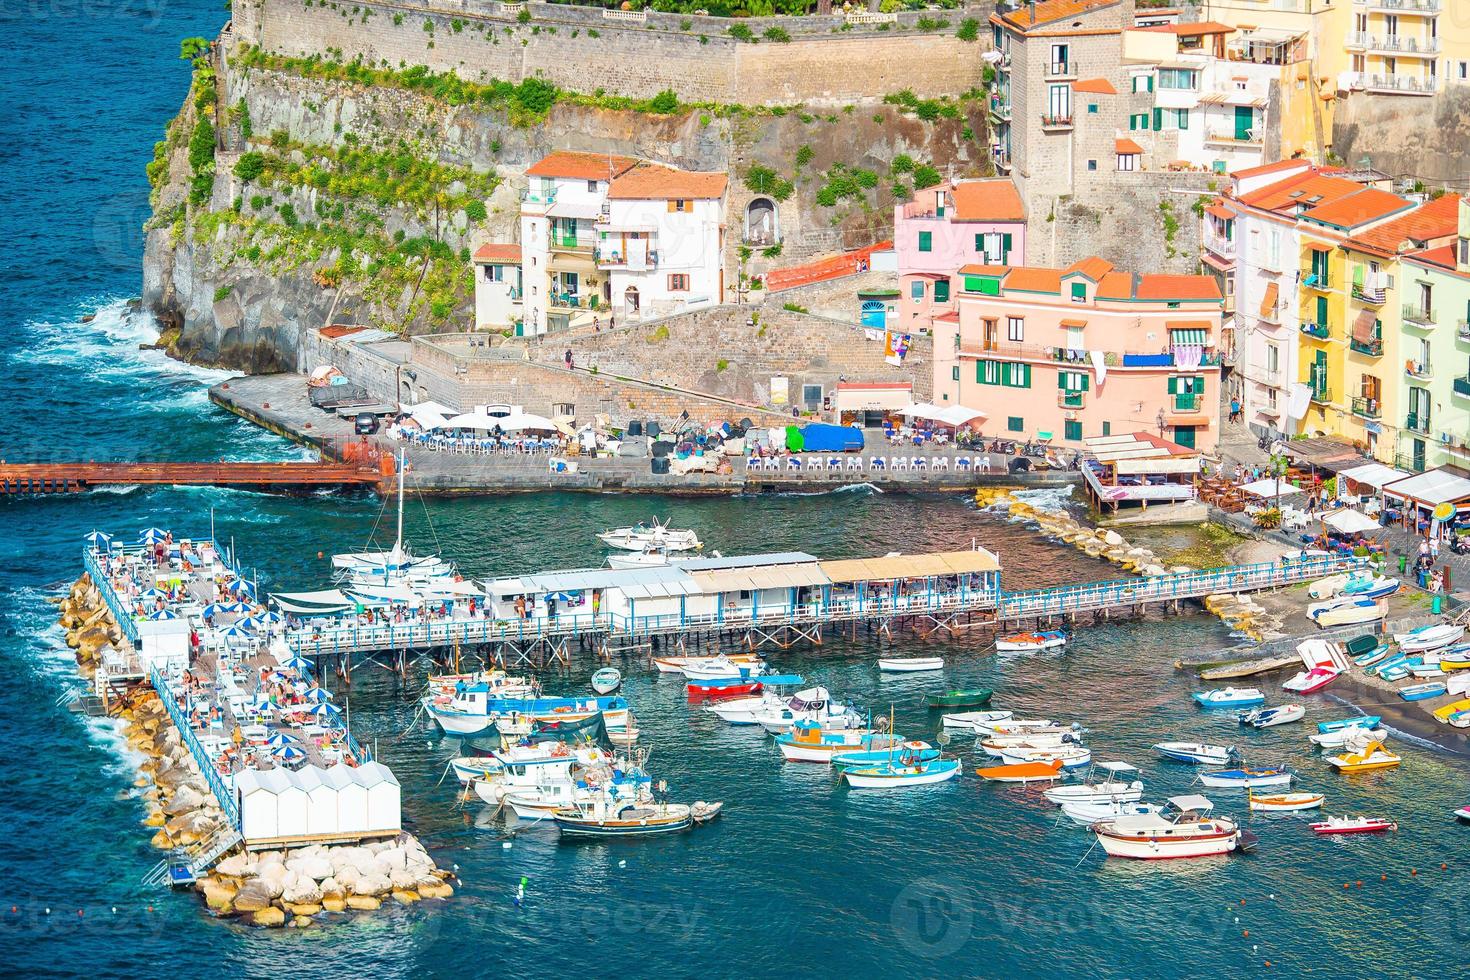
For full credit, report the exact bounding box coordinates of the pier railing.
[83,547,139,644]
[149,666,241,829]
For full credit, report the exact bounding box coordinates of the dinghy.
[976,759,1065,783]
[939,710,1014,731]
[1394,623,1466,654]
[1248,791,1324,812]
[1282,665,1342,694]
[831,741,939,771]
[1438,644,1470,672]
[1431,697,1470,722]
[1239,704,1305,728]
[1309,815,1396,835]
[1192,687,1266,709]
[999,745,1092,769]
[1317,715,1381,734]
[553,800,695,838]
[1041,762,1143,805]
[1401,682,1448,702]
[1309,726,1386,749]
[1311,598,1386,627]
[1197,767,1293,789]
[1308,574,1349,600]
[878,656,945,673]
[1153,742,1235,765]
[1352,643,1391,669]
[995,629,1067,652]
[591,667,622,695]
[926,689,993,709]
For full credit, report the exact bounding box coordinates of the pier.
[1,459,389,495]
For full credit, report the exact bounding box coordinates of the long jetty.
[0,459,389,495]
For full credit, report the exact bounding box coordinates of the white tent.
[1239,478,1303,498]
[1383,467,1470,509]
[898,402,945,421]
[295,766,339,837]
[274,769,310,839]
[496,412,559,433]
[1322,508,1380,534]
[934,405,988,428]
[443,412,503,431]
[324,763,369,834]
[354,761,403,834]
[1338,462,1409,492]
[404,402,454,431]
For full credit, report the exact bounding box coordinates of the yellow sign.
[1433,502,1455,521]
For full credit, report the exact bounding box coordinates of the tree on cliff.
[179,37,210,68]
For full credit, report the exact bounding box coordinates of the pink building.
[894,179,1027,335]
[932,258,1225,451]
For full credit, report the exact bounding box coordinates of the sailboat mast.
[395,445,406,549]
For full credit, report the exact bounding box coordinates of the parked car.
[354,412,380,435]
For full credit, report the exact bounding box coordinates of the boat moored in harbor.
[1093,795,1244,859]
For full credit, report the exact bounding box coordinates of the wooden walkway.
[1,460,388,495]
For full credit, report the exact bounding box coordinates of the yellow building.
[1344,0,1458,95]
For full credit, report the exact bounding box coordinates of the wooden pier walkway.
[1,459,390,495]
[281,554,1366,664]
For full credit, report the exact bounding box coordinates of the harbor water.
[3,3,1469,975]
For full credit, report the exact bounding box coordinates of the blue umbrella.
[138,528,170,545]
[219,601,251,613]
[215,624,252,638]
[147,608,178,620]
[270,744,307,762]
[234,616,264,632]
[280,656,313,673]
[306,703,342,720]
[138,588,164,600]
[256,611,284,625]
[265,733,294,748]
[84,530,112,549]
[301,688,332,704]
[201,603,232,618]
[228,579,257,599]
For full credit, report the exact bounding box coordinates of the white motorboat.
[983,718,1064,736]
[1197,767,1293,789]
[1094,795,1242,859]
[1239,704,1306,728]
[979,730,1084,757]
[652,653,762,675]
[995,629,1067,652]
[1153,742,1235,765]
[1059,800,1160,827]
[1310,598,1386,628]
[939,710,1014,731]
[751,687,865,734]
[598,518,702,553]
[999,745,1092,768]
[1395,623,1466,654]
[1307,574,1349,600]
[473,754,578,805]
[877,656,945,673]
[1042,762,1143,805]
[1247,791,1324,812]
[1309,726,1387,749]
[450,756,501,783]
[705,692,787,726]
[681,656,766,681]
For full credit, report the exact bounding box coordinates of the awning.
[1060,318,1087,328]
[1338,461,1409,491]
[271,589,356,614]
[1321,508,1381,534]
[1239,478,1303,498]
[1306,242,1334,252]
[819,549,1001,584]
[1168,323,1210,345]
[1205,205,1234,220]
[1382,467,1470,507]
[1168,415,1211,427]
[688,563,831,594]
[1352,308,1377,343]
[1282,437,1363,471]
[1201,253,1234,272]
[1260,282,1278,318]
[546,201,602,220]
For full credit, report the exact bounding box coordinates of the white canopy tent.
[1321,508,1381,534]
[443,412,504,431]
[1337,462,1410,493]
[496,412,559,432]
[1383,467,1470,511]
[1239,478,1303,498]
[898,403,987,428]
[403,401,455,431]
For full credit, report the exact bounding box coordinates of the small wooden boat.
[1317,715,1381,734]
[995,629,1067,652]
[1198,767,1292,789]
[1438,644,1470,671]
[1282,666,1342,694]
[926,689,993,709]
[1402,682,1448,703]
[651,653,762,675]
[831,741,939,771]
[878,656,945,673]
[1197,653,1299,681]
[1059,800,1160,827]
[999,745,1091,769]
[553,801,695,838]
[976,759,1064,783]
[1309,815,1396,835]
[450,756,502,783]
[590,667,622,695]
[1239,704,1305,728]
[1352,644,1391,669]
[690,801,723,824]
[1374,654,1410,679]
[842,755,961,789]
[1395,623,1466,654]
[686,679,762,702]
[1154,742,1235,765]
[939,709,1014,731]
[1192,687,1266,709]
[979,730,1082,756]
[1248,790,1324,812]
[1431,697,1470,721]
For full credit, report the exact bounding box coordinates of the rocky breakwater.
[55,575,456,928]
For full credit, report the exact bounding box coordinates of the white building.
[517,151,727,335]
[472,243,523,333]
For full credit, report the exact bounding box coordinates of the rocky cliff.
[142,32,989,371]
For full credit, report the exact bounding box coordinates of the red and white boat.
[686,680,762,702]
[1282,639,1349,694]
[1309,815,1397,835]
[1094,795,1243,860]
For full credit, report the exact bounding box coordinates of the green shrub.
[648,89,679,114]
[912,164,942,189]
[763,27,790,43]
[727,24,755,42]
[188,118,216,170]
[795,144,814,169]
[782,302,808,313]
[188,171,214,206]
[279,202,298,226]
[516,8,531,23]
[743,165,795,202]
[213,285,232,302]
[762,243,783,259]
[233,151,266,182]
[465,199,487,221]
[956,18,979,42]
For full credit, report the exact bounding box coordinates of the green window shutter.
[1064,419,1082,441]
[1153,108,1163,130]
[1178,108,1188,130]
[918,231,932,252]
[1148,76,1154,92]
[1316,295,1327,325]
[1102,421,1111,436]
[1129,114,1137,131]
[952,366,959,381]
[934,280,950,303]
[1008,416,1024,433]
[1058,372,1069,390]
[963,275,981,293]
[1001,235,1013,262]
[979,276,1000,295]
[974,234,984,252]
[1194,374,1205,393]
[1071,281,1086,301]
[1167,376,1178,395]
[1079,373,1090,392]
[999,362,1011,386]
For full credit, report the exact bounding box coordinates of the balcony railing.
[1406,359,1433,380]
[1351,282,1387,304]
[1457,320,1470,343]
[1402,304,1436,326]
[1309,386,1332,405]
[550,293,591,310]
[1205,130,1262,146]
[1454,375,1470,398]
[1352,72,1437,94]
[1301,269,1332,291]
[1300,321,1330,340]
[1396,452,1426,473]
[1204,232,1236,258]
[595,248,658,270]
[958,342,1222,369]
[1040,113,1074,130]
[1172,392,1201,412]
[1349,336,1383,357]
[1058,391,1086,409]
[1350,33,1440,54]
[1405,411,1431,434]
[1358,0,1441,11]
[551,234,596,253]
[1351,396,1382,419]
[1046,61,1077,78]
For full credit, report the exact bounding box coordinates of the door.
[1413,438,1426,472]
[1234,105,1253,141]
[983,318,999,351]
[860,300,887,330]
[1311,350,1328,399]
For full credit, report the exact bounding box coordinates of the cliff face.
[143,36,988,371]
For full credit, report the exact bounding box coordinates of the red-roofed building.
[1398,197,1470,471]
[894,179,1028,333]
[473,244,523,332]
[932,258,1225,451]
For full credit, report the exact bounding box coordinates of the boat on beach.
[1197,767,1293,789]
[1093,795,1244,860]
[1153,742,1235,765]
[1309,815,1396,835]
[877,656,945,673]
[926,689,994,709]
[1311,598,1386,628]
[1431,697,1470,722]
[1402,682,1448,703]
[1352,643,1392,669]
[1395,623,1466,654]
[1192,687,1266,709]
[1308,574,1349,599]
[995,629,1067,652]
[1239,704,1305,728]
[1282,666,1342,694]
[1438,644,1470,671]
[1247,790,1324,812]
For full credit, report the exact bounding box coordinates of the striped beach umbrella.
[138,528,170,545]
[215,624,252,639]
[306,702,342,721]
[147,608,178,621]
[269,744,307,762]
[279,656,313,673]
[84,530,112,549]
[301,688,332,704]
[265,733,294,748]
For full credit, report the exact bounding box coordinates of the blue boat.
[830,741,939,771]
[1401,682,1447,702]
[1343,574,1400,600]
[1374,654,1410,679]
[1192,687,1266,709]
[1317,715,1381,734]
[1352,643,1391,668]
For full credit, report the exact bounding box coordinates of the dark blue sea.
[2,4,1468,976]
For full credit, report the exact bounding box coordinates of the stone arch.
[399,379,414,405]
[744,197,780,246]
[623,285,640,315]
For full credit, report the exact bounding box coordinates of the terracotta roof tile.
[473,243,522,264]
[1205,203,1234,220]
[1065,256,1114,281]
[957,264,1010,275]
[1074,77,1118,95]
[1094,271,1136,299]
[998,0,1116,29]
[1406,243,1458,272]
[1342,194,1461,256]
[1230,159,1310,181]
[1004,267,1063,293]
[949,179,1027,221]
[526,150,638,181]
[607,162,728,200]
[1138,20,1234,35]
[1135,274,1221,301]
[1115,137,1144,155]
[1238,172,1374,217]
[1302,187,1412,229]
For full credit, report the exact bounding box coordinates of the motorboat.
[425,689,629,736]
[553,799,695,838]
[597,518,701,553]
[998,745,1092,769]
[1192,687,1266,709]
[1153,742,1235,765]
[1309,726,1387,749]
[1311,598,1386,628]
[1239,704,1305,728]
[472,754,579,806]
[591,667,622,695]
[1317,715,1381,734]
[1309,815,1396,835]
[1059,800,1161,827]
[1093,795,1243,859]
[877,656,945,673]
[995,629,1067,652]
[687,679,764,702]
[605,544,708,568]
[978,729,1084,756]
[1247,791,1324,812]
[939,710,1014,731]
[926,689,994,709]
[1342,575,1399,600]
[775,723,890,763]
[831,741,939,771]
[427,669,538,699]
[975,759,1064,783]
[705,692,789,726]
[449,756,502,784]
[1402,682,1448,703]
[681,656,767,681]
[751,687,865,734]
[652,653,762,675]
[842,755,961,789]
[1198,767,1292,789]
[1041,762,1143,805]
[1282,666,1342,695]
[1395,623,1466,654]
[978,718,1063,736]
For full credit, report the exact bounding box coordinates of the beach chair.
[786,457,802,472]
[891,456,908,473]
[827,457,842,471]
[846,456,863,472]
[912,457,928,472]
[977,455,992,473]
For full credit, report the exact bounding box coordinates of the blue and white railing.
[149,666,241,830]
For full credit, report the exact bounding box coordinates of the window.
[553,402,575,417]
[586,180,598,192]
[667,199,691,213]
[918,231,933,252]
[952,366,960,382]
[1008,416,1024,432]
[1101,421,1111,437]
[1071,281,1087,302]
[1460,62,1468,81]
[1087,159,1098,172]
[1048,84,1071,120]
[1064,419,1083,441]
[1118,153,1136,172]
[978,361,1002,385]
[668,274,689,291]
[910,280,925,301]
[934,279,950,303]
[1087,103,1099,114]
[1007,316,1024,342]
[483,265,503,282]
[978,361,1030,387]
[1058,370,1091,391]
[1132,74,1154,93]
[1157,68,1196,90]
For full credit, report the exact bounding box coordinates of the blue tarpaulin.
[794,423,864,452]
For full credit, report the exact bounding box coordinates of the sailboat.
[333,447,454,587]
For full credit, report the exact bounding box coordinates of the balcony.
[1351,72,1437,94]
[595,247,658,270]
[1454,375,1470,398]
[1309,386,1332,405]
[1402,304,1436,327]
[1045,60,1078,79]
[1300,321,1331,340]
[1301,268,1332,291]
[1396,452,1427,473]
[1359,0,1441,11]
[1058,390,1086,409]
[549,293,593,311]
[1349,336,1384,357]
[1171,392,1201,412]
[550,233,596,255]
[1204,231,1236,259]
[957,342,1222,369]
[1350,33,1440,55]
[1351,282,1387,304]
[988,98,1012,122]
[1205,130,1262,147]
[1458,320,1470,343]
[1405,411,1431,434]
[1351,396,1382,419]
[1406,359,1433,380]
[1040,113,1074,131]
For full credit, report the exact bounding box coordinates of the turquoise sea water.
[3,5,1469,975]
